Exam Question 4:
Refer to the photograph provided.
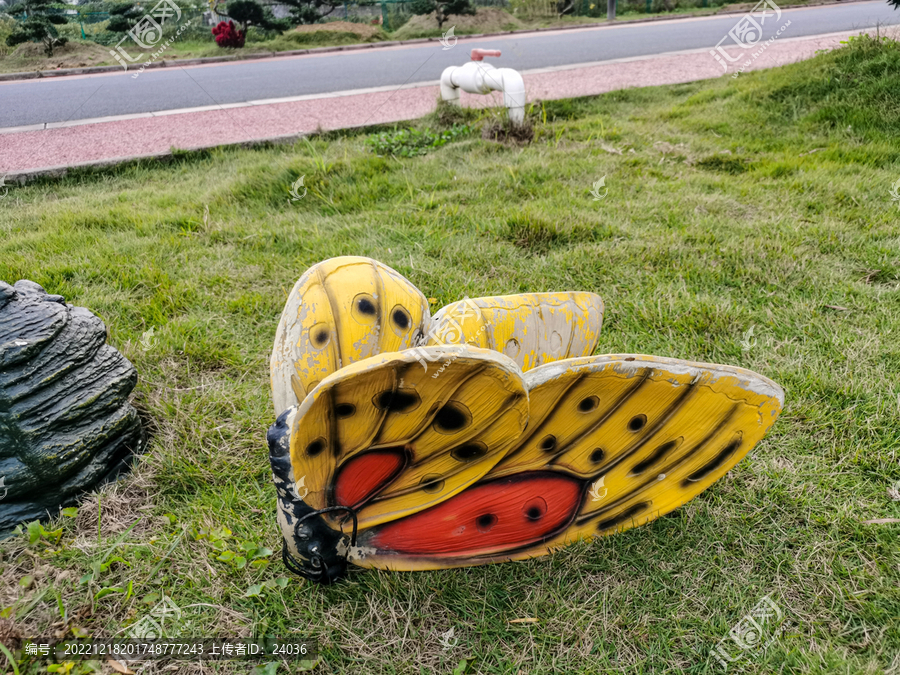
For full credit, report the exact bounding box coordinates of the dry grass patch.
[295,20,385,39]
[4,40,112,71]
[392,8,524,39]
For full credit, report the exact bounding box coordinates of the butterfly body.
[269,258,784,582]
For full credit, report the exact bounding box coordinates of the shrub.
[223,0,287,37]
[5,0,70,56]
[212,19,245,47]
[408,0,475,28]
[106,2,143,33]
[0,15,18,55]
[508,0,554,18]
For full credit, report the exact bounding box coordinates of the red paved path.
[0,29,871,175]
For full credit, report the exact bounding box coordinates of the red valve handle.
[471,49,501,61]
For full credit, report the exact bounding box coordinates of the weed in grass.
[499,214,612,255]
[696,152,754,174]
[481,116,535,145]
[365,124,473,158]
[426,99,483,129]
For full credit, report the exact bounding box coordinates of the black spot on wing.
[450,442,487,462]
[578,396,599,413]
[628,414,647,432]
[357,297,376,315]
[392,307,410,330]
[373,389,421,413]
[433,401,471,434]
[420,474,445,493]
[630,438,682,476]
[682,434,743,486]
[476,513,497,532]
[335,403,356,418]
[306,437,326,457]
[523,497,547,521]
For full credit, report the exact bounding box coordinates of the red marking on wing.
[333,449,405,509]
[368,472,583,556]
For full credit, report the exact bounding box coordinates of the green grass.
[1,33,899,675]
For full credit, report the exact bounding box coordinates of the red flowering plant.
[212,20,246,48]
[210,0,288,48]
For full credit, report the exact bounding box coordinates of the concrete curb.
[2,135,295,183]
[0,0,866,83]
[1,125,386,184]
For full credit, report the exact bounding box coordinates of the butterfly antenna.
[298,505,359,546]
[283,505,358,583]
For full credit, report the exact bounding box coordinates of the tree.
[409,0,475,29]
[222,0,287,35]
[277,0,338,26]
[5,0,69,56]
[105,1,143,33]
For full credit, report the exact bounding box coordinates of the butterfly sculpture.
[268,257,784,583]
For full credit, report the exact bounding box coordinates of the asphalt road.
[1,1,898,128]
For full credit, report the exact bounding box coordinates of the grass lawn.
[1,33,899,675]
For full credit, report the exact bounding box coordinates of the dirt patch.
[294,21,384,39]
[393,8,523,39]
[72,463,162,546]
[482,117,535,145]
[722,2,756,11]
[0,617,23,650]
[8,39,112,70]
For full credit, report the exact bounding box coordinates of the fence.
[352,0,731,27]
[4,0,737,46]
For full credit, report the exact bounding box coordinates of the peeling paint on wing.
[426,292,604,372]
[346,543,377,561]
[270,257,431,416]
[526,354,784,409]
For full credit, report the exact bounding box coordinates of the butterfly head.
[281,505,357,584]
[268,409,357,584]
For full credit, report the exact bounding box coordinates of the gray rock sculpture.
[0,280,144,536]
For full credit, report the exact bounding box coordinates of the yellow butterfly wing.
[348,354,783,570]
[426,292,603,371]
[270,256,430,415]
[283,346,529,531]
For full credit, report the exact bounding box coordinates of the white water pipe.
[440,49,526,126]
